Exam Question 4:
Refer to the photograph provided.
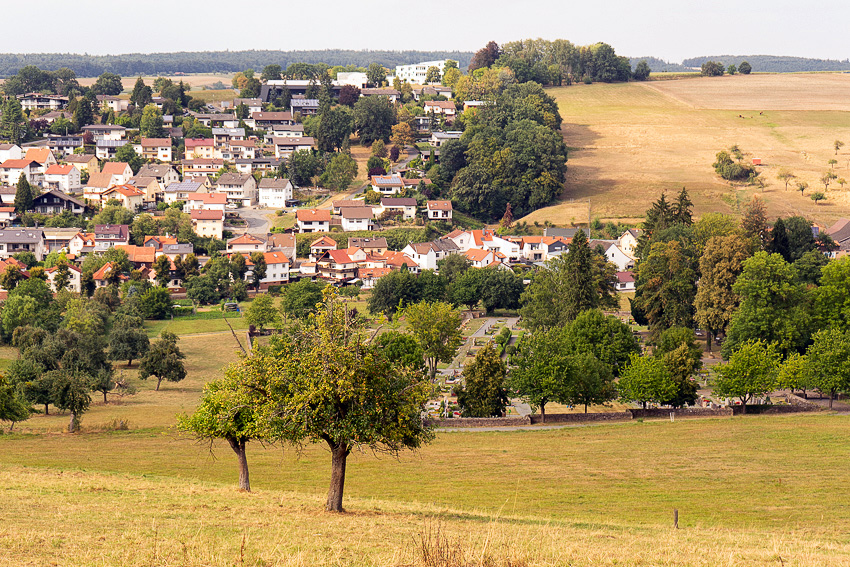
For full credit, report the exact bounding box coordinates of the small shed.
[752,158,763,166]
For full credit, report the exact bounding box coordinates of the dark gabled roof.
[32,189,85,208]
[217,173,253,186]
[0,228,44,243]
[381,197,417,207]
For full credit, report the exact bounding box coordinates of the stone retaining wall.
[530,412,632,424]
[427,416,532,428]
[630,407,733,419]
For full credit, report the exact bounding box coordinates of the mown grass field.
[2,414,850,565]
[523,73,850,227]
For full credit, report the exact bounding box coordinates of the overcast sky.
[4,0,848,62]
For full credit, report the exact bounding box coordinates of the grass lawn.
[2,414,850,565]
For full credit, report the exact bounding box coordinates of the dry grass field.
[521,74,850,226]
[3,415,850,565]
[76,73,235,92]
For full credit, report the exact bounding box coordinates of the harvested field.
[647,73,850,111]
[523,74,850,226]
[77,73,235,92]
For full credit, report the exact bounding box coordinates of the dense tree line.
[470,39,633,84]
[682,55,850,73]
[367,255,524,318]
[0,50,474,78]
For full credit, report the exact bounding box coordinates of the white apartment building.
[394,60,449,84]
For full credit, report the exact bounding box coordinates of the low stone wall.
[530,412,632,424]
[427,416,532,428]
[630,407,733,419]
[732,404,822,415]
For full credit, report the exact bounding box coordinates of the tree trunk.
[740,398,747,414]
[127,358,133,367]
[584,403,588,414]
[227,437,250,491]
[44,403,49,415]
[540,402,545,423]
[156,376,163,391]
[706,331,712,353]
[68,412,77,433]
[829,392,834,409]
[326,442,349,512]
[103,391,108,404]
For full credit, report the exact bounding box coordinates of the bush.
[268,284,283,296]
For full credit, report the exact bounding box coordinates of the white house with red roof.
[103,184,145,211]
[296,209,331,233]
[183,192,227,213]
[135,138,172,162]
[258,251,291,285]
[0,206,15,226]
[426,200,453,220]
[44,164,81,192]
[309,236,337,260]
[0,159,38,185]
[616,271,636,292]
[101,162,133,185]
[516,236,570,262]
[227,233,268,253]
[423,101,457,120]
[46,263,82,293]
[24,148,57,174]
[190,209,224,239]
[317,249,358,281]
[184,138,215,160]
[463,248,498,268]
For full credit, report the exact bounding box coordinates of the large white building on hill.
[394,60,449,84]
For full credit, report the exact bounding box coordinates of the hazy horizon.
[3,0,848,63]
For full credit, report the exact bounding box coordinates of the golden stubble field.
[76,73,234,91]
[521,74,850,226]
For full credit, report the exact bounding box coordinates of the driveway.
[233,207,275,235]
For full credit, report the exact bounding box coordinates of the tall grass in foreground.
[2,465,849,566]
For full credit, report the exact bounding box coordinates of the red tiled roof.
[101,162,130,176]
[310,236,337,248]
[140,138,171,147]
[427,200,453,211]
[296,209,331,222]
[0,159,35,169]
[186,192,227,204]
[104,184,144,198]
[327,250,354,264]
[45,164,73,175]
[184,138,214,147]
[228,233,265,245]
[264,251,289,265]
[191,209,224,220]
[24,148,52,164]
[115,244,156,264]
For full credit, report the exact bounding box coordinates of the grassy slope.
[2,415,850,565]
[524,76,850,226]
